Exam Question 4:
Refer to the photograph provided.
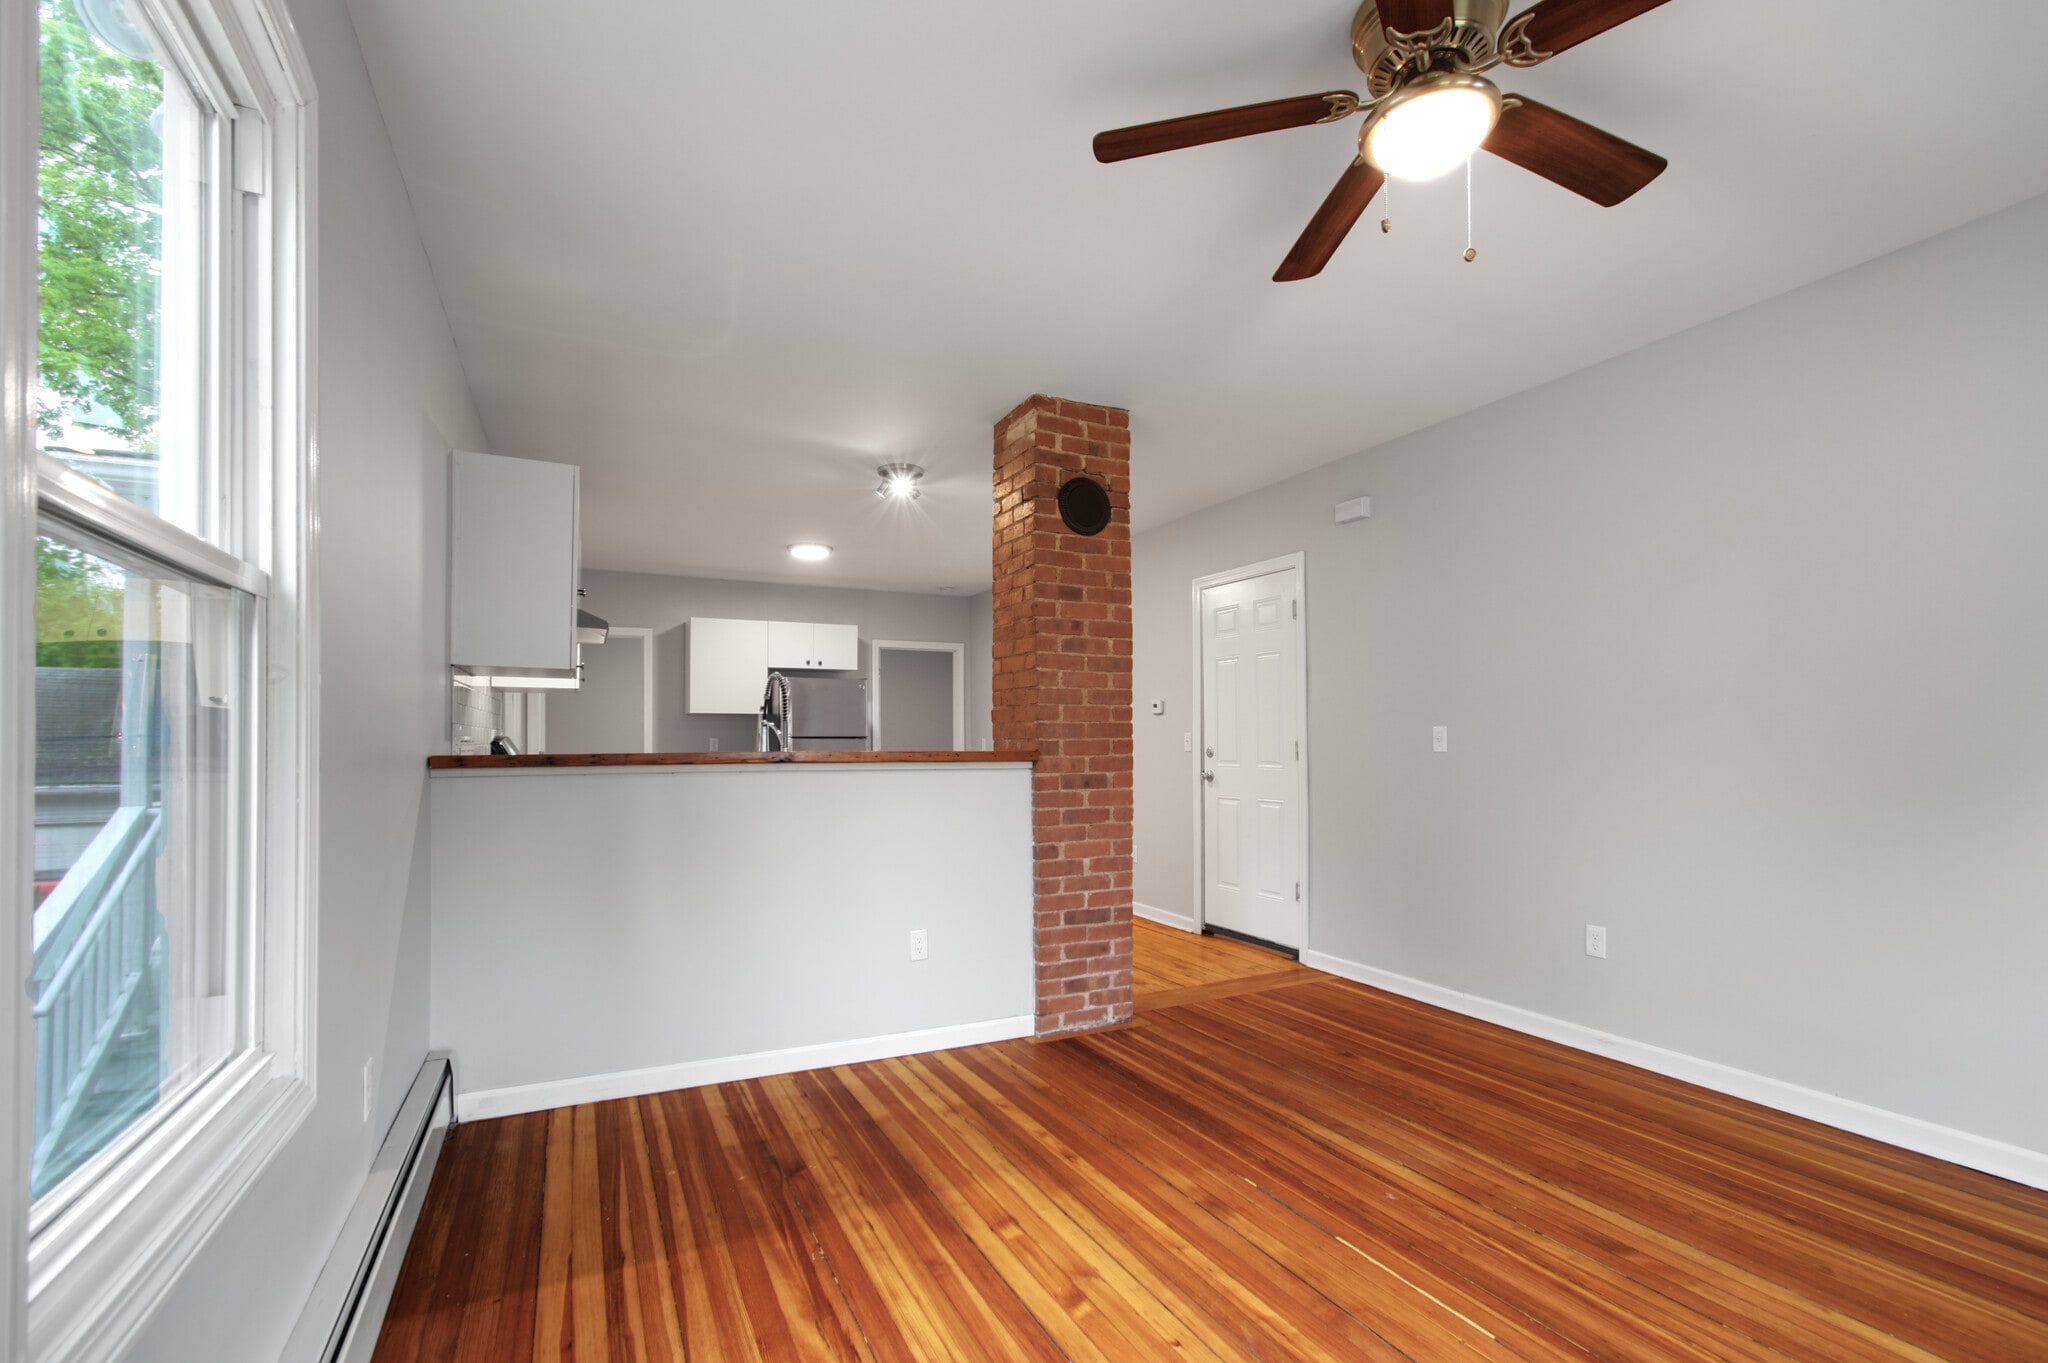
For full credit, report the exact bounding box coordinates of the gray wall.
[578,568,974,752]
[430,764,1033,1103]
[1133,191,2048,1155]
[126,0,490,1355]
[967,590,993,749]
[877,648,955,751]
[545,630,648,753]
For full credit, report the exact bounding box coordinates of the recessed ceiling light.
[788,543,831,562]
[875,462,925,501]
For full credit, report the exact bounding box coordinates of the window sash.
[11,0,318,1357]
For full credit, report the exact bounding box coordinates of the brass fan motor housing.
[1352,0,1512,97]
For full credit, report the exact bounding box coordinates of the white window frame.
[0,1,319,1360]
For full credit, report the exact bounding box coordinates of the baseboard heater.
[281,1052,455,1363]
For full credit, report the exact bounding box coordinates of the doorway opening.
[535,626,655,754]
[1190,554,1309,953]
[870,640,965,752]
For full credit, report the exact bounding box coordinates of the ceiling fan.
[1093,0,1674,281]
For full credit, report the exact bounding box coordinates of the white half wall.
[429,764,1034,1114]
[121,0,490,1355]
[1133,191,2048,1164]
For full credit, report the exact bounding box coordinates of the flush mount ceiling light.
[1361,71,1500,181]
[788,543,832,562]
[875,463,925,501]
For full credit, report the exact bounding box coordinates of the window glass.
[36,0,214,539]
[31,530,251,1200]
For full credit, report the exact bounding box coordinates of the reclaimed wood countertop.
[427,750,1036,770]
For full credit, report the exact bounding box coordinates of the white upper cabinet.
[450,451,580,671]
[688,618,769,713]
[690,617,863,712]
[765,620,815,670]
[812,622,858,670]
[765,620,859,670]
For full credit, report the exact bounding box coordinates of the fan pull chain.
[1380,178,1392,234]
[1463,157,1477,263]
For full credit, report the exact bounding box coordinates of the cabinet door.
[812,623,859,671]
[688,618,768,713]
[450,451,579,669]
[765,620,815,669]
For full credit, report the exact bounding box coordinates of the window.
[5,0,315,1356]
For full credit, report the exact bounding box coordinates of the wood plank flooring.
[373,921,2048,1361]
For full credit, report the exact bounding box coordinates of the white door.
[1201,568,1303,948]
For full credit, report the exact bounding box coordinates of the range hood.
[453,606,609,691]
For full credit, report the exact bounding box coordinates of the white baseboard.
[1301,950,2048,1193]
[454,1015,1035,1122]
[1133,900,1200,933]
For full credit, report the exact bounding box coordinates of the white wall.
[578,568,975,751]
[1133,192,2048,1162]
[122,0,489,1354]
[967,590,993,749]
[429,764,1034,1113]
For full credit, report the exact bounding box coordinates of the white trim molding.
[869,639,967,751]
[1302,949,2048,1193]
[1133,901,1200,933]
[454,1015,1035,1122]
[1188,552,1311,944]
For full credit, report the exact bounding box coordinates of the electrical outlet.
[1432,725,1449,753]
[1585,924,1607,959]
[362,1058,374,1122]
[708,736,719,751]
[908,928,928,962]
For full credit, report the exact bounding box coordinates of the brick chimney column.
[992,395,1133,1035]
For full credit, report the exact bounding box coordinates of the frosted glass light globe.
[1363,76,1502,182]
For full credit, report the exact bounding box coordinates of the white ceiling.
[346,0,2048,593]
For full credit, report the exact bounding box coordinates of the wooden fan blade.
[1274,158,1386,282]
[1513,0,1674,58]
[1484,96,1666,206]
[1093,92,1357,163]
[1377,0,1459,38]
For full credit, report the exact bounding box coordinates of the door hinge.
[1292,599,1298,619]
[1295,739,1300,760]
[1295,882,1302,901]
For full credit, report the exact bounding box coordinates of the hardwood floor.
[373,922,2048,1361]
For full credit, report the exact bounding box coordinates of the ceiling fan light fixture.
[875,462,925,501]
[1361,72,1501,182]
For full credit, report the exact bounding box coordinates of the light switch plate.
[1432,725,1448,753]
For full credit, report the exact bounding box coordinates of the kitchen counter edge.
[427,750,1037,771]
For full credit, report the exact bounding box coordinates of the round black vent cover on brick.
[1057,476,1112,537]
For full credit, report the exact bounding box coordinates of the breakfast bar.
[424,751,1036,1119]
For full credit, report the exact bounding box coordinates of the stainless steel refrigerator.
[786,676,870,751]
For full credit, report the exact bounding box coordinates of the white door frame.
[1190,552,1310,939]
[870,640,966,751]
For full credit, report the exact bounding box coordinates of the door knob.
[1201,770,1214,783]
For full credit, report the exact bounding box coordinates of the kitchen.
[424,448,1046,1121]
